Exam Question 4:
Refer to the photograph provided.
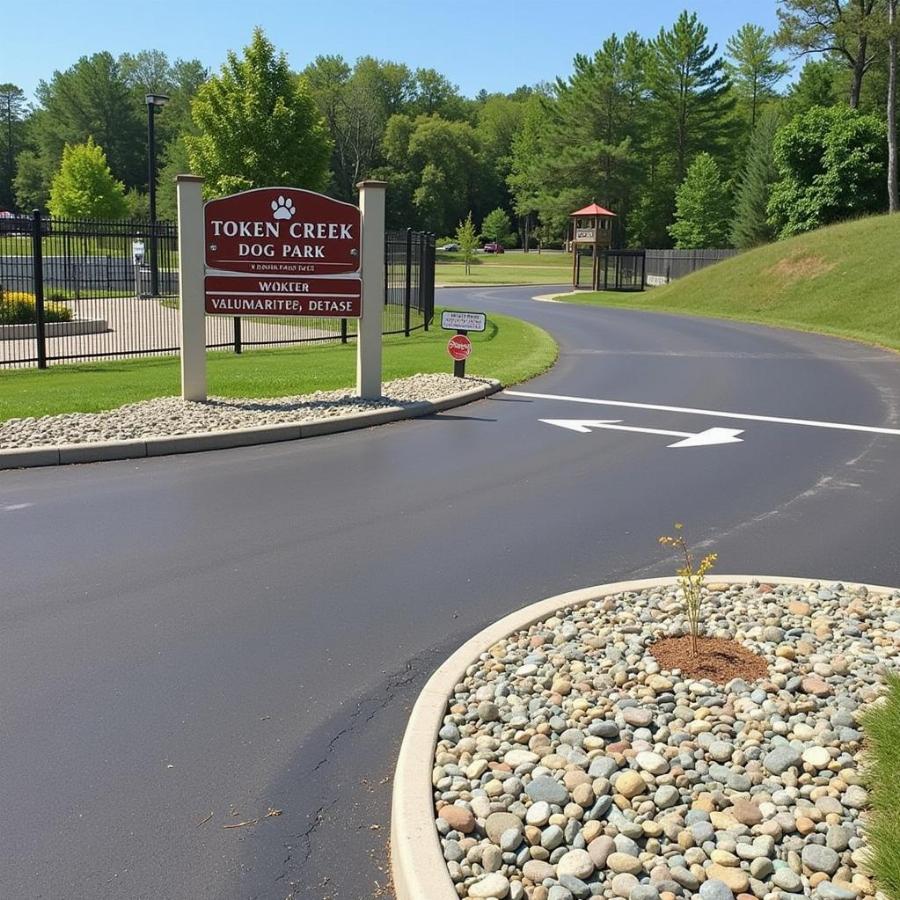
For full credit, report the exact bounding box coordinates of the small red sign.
[204,187,361,276]
[447,334,472,360]
[204,275,361,318]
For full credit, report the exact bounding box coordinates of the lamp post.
[146,93,169,296]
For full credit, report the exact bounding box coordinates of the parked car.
[438,242,459,251]
[482,242,505,254]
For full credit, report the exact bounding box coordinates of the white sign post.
[176,174,207,401]
[177,178,382,403]
[356,180,386,399]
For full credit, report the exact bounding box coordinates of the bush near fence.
[0,291,72,325]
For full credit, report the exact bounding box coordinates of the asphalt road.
[4,285,900,900]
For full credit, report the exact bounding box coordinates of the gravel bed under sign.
[0,374,494,449]
[433,581,899,900]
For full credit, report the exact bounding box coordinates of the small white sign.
[132,239,145,263]
[441,310,486,332]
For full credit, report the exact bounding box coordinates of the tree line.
[1,3,898,249]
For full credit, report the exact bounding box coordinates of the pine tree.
[731,108,782,248]
[186,28,332,196]
[725,24,790,129]
[48,137,128,219]
[646,12,736,183]
[0,84,27,210]
[668,153,732,248]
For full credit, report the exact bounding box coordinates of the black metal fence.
[0,214,435,368]
[645,248,738,284]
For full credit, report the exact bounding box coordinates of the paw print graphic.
[271,195,295,220]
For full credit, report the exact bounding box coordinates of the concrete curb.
[437,283,568,290]
[0,317,108,341]
[533,290,593,303]
[0,381,501,470]
[390,574,898,900]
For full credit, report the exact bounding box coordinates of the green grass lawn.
[0,308,557,420]
[861,674,900,900]
[0,233,177,258]
[437,249,570,285]
[553,214,900,351]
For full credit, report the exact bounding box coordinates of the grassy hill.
[558,214,900,351]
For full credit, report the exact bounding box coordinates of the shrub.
[658,523,717,656]
[0,291,73,324]
[860,674,900,899]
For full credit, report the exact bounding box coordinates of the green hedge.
[0,291,73,325]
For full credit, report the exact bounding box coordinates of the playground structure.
[570,203,645,292]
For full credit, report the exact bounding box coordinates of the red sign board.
[447,334,472,361]
[205,275,361,318]
[204,187,361,276]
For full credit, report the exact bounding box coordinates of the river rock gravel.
[0,373,495,448]
[433,581,899,900]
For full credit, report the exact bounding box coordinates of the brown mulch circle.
[650,635,768,683]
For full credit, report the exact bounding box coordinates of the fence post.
[425,233,435,329]
[356,181,386,399]
[31,210,47,369]
[233,316,242,354]
[340,317,348,344]
[404,227,412,337]
[417,232,426,325]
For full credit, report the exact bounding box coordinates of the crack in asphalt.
[272,646,446,898]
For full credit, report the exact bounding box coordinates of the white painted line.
[2,503,33,511]
[507,390,900,437]
[539,418,744,448]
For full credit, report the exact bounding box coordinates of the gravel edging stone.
[0,373,499,468]
[392,576,899,900]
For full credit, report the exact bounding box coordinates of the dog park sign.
[175,179,385,402]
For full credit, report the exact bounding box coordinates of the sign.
[204,187,361,276]
[574,228,596,242]
[441,310,486,332]
[204,274,361,317]
[447,334,472,361]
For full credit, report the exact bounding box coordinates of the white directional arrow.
[539,419,745,448]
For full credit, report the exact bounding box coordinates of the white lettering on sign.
[441,310,487,332]
[210,220,356,240]
[206,296,358,314]
[257,281,310,293]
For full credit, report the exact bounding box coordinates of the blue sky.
[5,1,786,103]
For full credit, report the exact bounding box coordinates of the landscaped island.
[431,580,897,900]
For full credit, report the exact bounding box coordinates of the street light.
[146,93,169,297]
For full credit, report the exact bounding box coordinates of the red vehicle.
[482,242,505,254]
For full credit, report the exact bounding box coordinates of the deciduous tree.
[455,212,478,274]
[767,104,885,236]
[480,207,513,244]
[48,137,128,219]
[186,28,331,196]
[667,152,732,248]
